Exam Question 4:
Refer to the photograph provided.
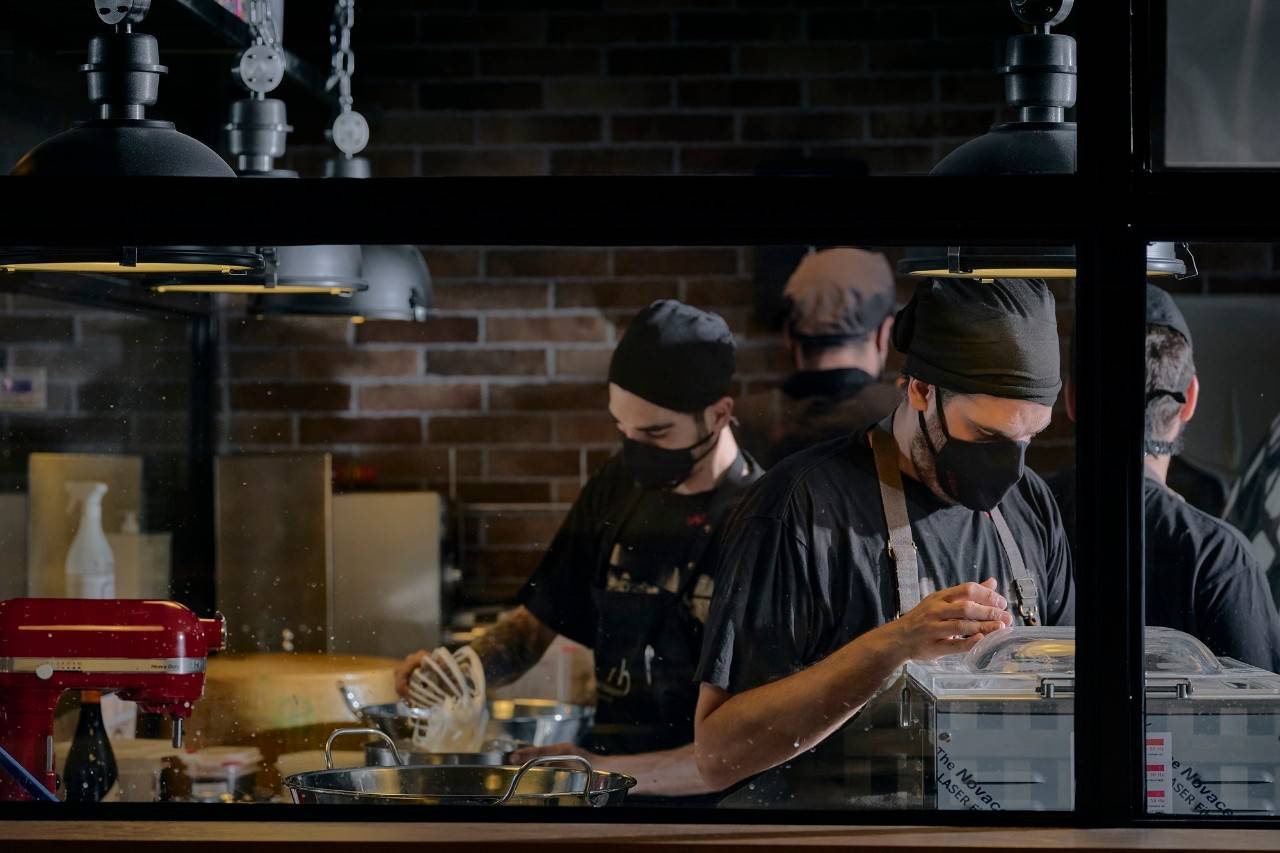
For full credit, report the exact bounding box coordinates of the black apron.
[586,451,761,758]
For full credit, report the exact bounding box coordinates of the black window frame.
[0,0,1273,830]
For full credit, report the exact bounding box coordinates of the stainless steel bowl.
[340,686,593,747]
[364,741,505,768]
[286,735,634,807]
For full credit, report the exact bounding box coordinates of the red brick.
[419,82,543,111]
[870,110,996,139]
[808,10,920,41]
[680,146,804,175]
[676,11,803,42]
[79,316,187,348]
[611,114,735,143]
[809,144,936,175]
[677,79,801,108]
[356,317,479,344]
[417,13,543,44]
[476,115,603,144]
[545,79,672,110]
[135,414,190,446]
[555,413,619,444]
[363,48,474,79]
[587,448,615,474]
[608,47,732,76]
[429,415,553,444]
[78,381,189,412]
[486,249,609,278]
[684,277,754,306]
[547,14,671,44]
[359,384,483,412]
[488,448,582,478]
[479,514,565,546]
[227,351,294,380]
[736,344,792,376]
[456,482,553,504]
[225,416,293,445]
[810,76,934,107]
[422,248,482,278]
[550,148,675,176]
[374,114,474,145]
[435,282,551,311]
[331,448,480,484]
[486,315,612,343]
[299,417,422,445]
[555,279,678,309]
[227,317,351,347]
[478,48,602,77]
[490,382,608,412]
[739,45,865,75]
[868,40,1000,73]
[230,383,351,412]
[614,248,740,276]
[554,348,613,378]
[296,350,419,379]
[742,113,866,142]
[939,74,1007,104]
[4,416,129,446]
[420,149,546,177]
[0,317,73,344]
[428,349,548,376]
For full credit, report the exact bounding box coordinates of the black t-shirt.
[698,429,1076,698]
[519,455,734,648]
[1144,476,1280,671]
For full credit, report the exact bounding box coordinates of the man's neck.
[796,344,881,375]
[1144,454,1171,484]
[674,427,740,495]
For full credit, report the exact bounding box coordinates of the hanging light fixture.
[898,0,1187,280]
[251,0,431,323]
[3,0,262,276]
[153,0,366,298]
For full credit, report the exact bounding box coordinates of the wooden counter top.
[4,822,1280,852]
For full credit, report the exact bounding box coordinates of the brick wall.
[280,0,1026,178]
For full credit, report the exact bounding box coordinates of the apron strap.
[989,507,1041,626]
[870,422,921,618]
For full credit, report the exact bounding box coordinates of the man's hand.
[507,742,597,765]
[880,577,1013,661]
[394,649,430,699]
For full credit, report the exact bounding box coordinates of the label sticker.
[1145,732,1173,814]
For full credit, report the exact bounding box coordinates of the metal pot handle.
[325,727,403,768]
[495,754,593,805]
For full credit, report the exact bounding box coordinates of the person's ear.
[706,396,734,433]
[1179,374,1199,424]
[906,377,931,413]
[876,315,894,358]
[1064,377,1077,424]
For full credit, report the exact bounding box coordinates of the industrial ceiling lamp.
[154,0,366,297]
[254,0,431,323]
[898,0,1187,280]
[4,0,262,276]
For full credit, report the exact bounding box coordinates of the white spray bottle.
[65,481,115,599]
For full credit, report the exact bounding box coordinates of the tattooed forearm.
[471,606,556,687]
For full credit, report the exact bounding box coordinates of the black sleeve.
[1193,526,1280,672]
[696,505,822,695]
[517,463,621,650]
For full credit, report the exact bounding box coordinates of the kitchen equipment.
[406,646,488,752]
[0,598,225,801]
[283,730,634,806]
[342,688,593,748]
[181,745,263,803]
[337,725,505,768]
[839,626,1280,814]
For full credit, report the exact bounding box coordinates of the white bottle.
[65,481,115,599]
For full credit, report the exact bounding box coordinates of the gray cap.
[783,248,896,342]
[1146,284,1192,348]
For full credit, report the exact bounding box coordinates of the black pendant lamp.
[3,0,262,276]
[251,0,430,323]
[153,3,366,298]
[898,0,1186,280]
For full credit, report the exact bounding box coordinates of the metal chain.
[327,0,357,113]
[247,0,279,48]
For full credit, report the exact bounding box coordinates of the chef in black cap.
[396,300,760,803]
[735,248,902,467]
[693,278,1075,806]
[1049,285,1280,671]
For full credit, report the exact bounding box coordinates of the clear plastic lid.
[962,626,1222,675]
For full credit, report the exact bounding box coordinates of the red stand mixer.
[0,598,225,801]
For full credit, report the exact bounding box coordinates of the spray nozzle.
[65,481,109,515]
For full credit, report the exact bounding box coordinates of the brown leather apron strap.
[870,423,921,618]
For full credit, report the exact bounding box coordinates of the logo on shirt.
[687,512,708,528]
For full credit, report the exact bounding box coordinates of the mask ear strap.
[934,386,954,441]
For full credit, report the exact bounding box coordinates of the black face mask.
[919,391,1027,512]
[622,427,718,491]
